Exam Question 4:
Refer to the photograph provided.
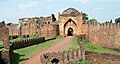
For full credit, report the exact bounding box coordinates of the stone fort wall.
[87,23,120,49]
[6,15,58,38]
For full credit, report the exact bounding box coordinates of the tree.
[110,19,112,23]
[52,14,56,22]
[115,17,120,23]
[82,13,89,21]
[82,13,89,24]
[87,18,97,23]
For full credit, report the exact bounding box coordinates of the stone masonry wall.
[85,51,120,64]
[0,21,11,64]
[41,24,59,38]
[88,23,120,49]
[10,37,45,50]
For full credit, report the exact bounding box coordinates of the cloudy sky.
[0,0,120,23]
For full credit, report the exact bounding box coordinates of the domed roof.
[62,8,81,15]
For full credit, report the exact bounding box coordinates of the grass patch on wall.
[27,34,40,39]
[0,41,3,48]
[11,35,64,64]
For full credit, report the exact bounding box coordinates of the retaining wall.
[10,37,45,50]
[86,51,120,64]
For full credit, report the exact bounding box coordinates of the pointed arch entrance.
[63,18,77,36]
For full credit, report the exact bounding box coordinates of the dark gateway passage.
[67,27,73,36]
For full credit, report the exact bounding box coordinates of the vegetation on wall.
[27,34,40,39]
[74,58,90,64]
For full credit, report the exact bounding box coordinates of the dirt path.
[23,36,74,64]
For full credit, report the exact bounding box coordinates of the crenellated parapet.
[88,22,120,49]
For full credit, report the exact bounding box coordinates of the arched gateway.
[58,8,83,36]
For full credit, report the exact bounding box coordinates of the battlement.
[88,22,120,49]
[88,22,120,29]
[19,16,52,22]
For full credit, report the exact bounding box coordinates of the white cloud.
[19,2,39,10]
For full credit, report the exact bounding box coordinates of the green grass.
[27,34,40,39]
[10,38,25,42]
[65,36,79,50]
[0,41,3,48]
[11,35,64,64]
[75,58,90,64]
[0,34,40,49]
[65,37,120,55]
[83,39,120,55]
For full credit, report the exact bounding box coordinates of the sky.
[0,0,120,23]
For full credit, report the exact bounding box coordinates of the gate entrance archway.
[67,27,73,36]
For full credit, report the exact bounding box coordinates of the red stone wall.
[58,15,83,35]
[88,23,120,49]
[7,24,19,36]
[10,37,45,50]
[41,24,59,38]
[86,51,120,64]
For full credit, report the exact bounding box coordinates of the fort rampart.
[88,23,120,49]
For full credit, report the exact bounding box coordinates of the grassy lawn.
[66,37,120,55]
[65,36,79,50]
[83,39,120,55]
[11,35,64,64]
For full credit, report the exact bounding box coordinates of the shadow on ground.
[11,52,28,64]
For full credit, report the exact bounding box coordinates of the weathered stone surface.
[0,21,11,64]
[88,23,120,49]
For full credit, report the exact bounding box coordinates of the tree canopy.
[82,13,89,21]
[115,17,120,23]
[87,18,97,23]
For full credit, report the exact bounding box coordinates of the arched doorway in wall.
[67,27,73,36]
[63,18,77,36]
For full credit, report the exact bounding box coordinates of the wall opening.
[51,58,59,64]
[67,27,73,36]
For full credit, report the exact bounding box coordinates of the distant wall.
[41,24,59,38]
[10,37,45,50]
[88,23,120,49]
[6,24,19,36]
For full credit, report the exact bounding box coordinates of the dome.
[62,8,81,15]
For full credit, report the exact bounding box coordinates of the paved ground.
[23,36,73,64]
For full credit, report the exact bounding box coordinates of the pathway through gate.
[23,36,74,64]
